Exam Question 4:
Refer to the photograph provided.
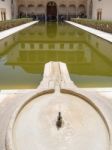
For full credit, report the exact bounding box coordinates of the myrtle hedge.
[71,18,112,33]
[0,18,32,31]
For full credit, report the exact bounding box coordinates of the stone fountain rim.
[5,88,112,150]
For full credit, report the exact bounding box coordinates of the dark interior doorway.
[47,2,57,21]
[97,11,102,20]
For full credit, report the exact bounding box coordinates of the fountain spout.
[56,112,63,129]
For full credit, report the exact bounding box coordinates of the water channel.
[0,22,112,89]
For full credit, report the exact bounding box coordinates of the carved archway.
[27,4,35,17]
[47,1,57,21]
[78,4,86,18]
[58,4,67,20]
[18,5,26,18]
[68,4,76,20]
[37,4,45,21]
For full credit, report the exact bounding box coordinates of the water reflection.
[47,22,57,38]
[0,22,112,89]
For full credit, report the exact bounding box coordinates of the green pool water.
[0,22,112,89]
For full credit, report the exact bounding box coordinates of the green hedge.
[71,18,112,33]
[0,18,32,31]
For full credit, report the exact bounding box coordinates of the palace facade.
[16,0,87,21]
[0,0,112,21]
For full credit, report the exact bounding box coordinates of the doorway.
[47,1,57,21]
[97,11,102,20]
[0,9,6,21]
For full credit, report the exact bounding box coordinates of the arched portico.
[37,4,45,21]
[68,4,76,20]
[18,5,27,18]
[58,4,67,20]
[17,1,88,21]
[27,4,35,17]
[78,4,86,18]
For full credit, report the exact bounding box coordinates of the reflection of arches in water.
[47,1,57,21]
[47,23,57,38]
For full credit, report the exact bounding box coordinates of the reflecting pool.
[0,22,112,89]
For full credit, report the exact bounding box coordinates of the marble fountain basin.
[6,62,112,150]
